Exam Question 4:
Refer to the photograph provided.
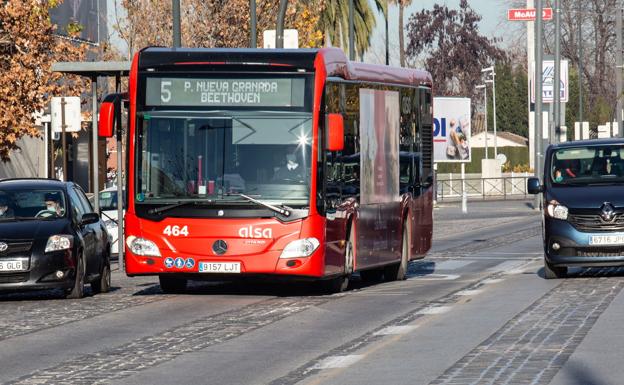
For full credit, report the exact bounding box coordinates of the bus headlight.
[126,236,161,257]
[280,238,320,259]
[45,235,73,253]
[546,200,568,220]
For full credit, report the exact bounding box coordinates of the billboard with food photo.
[433,97,471,163]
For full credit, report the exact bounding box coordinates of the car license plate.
[198,262,241,273]
[589,235,624,245]
[0,260,25,271]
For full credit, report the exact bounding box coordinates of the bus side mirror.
[326,113,344,151]
[98,93,127,138]
[98,100,115,138]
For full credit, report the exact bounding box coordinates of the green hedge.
[436,147,529,173]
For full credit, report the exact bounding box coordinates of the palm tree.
[320,0,385,60]
[390,0,413,67]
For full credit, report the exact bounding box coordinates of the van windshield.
[551,145,624,185]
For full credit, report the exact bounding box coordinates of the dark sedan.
[529,138,624,278]
[0,179,110,298]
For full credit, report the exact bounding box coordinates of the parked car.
[97,186,125,255]
[528,138,624,278]
[0,179,111,298]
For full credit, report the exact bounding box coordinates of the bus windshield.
[551,144,624,185]
[136,111,313,206]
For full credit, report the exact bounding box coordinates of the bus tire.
[385,221,410,281]
[320,225,354,294]
[159,275,187,293]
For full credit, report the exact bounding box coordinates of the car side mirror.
[527,177,543,194]
[326,113,344,151]
[80,212,100,226]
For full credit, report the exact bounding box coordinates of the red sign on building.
[507,8,553,21]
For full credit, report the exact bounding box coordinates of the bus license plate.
[0,260,24,271]
[589,235,624,245]
[198,262,241,273]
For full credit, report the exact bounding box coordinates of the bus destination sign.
[145,77,305,107]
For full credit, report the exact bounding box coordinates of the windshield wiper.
[147,200,215,215]
[230,193,293,217]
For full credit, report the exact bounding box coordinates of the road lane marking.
[488,260,527,273]
[433,260,473,271]
[373,325,418,336]
[312,355,364,369]
[417,306,452,315]
[409,274,460,280]
[456,289,483,296]
[482,278,504,284]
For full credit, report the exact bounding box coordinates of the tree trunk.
[399,0,405,67]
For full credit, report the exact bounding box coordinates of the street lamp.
[482,66,497,157]
[476,84,488,159]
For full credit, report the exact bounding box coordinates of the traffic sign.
[507,8,553,21]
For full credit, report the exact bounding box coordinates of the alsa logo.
[238,226,273,239]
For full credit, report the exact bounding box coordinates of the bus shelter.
[51,61,131,268]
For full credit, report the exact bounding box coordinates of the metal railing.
[436,175,531,201]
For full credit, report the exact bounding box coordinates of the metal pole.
[385,0,389,65]
[250,0,257,48]
[92,77,99,212]
[115,75,124,271]
[172,0,181,47]
[61,97,67,182]
[535,0,543,209]
[349,0,355,60]
[492,69,498,157]
[617,1,623,136]
[578,0,583,123]
[554,0,561,143]
[484,86,488,159]
[276,0,288,48]
[49,122,54,178]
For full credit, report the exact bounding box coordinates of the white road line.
[456,289,483,296]
[482,278,504,284]
[487,260,526,273]
[418,306,452,315]
[312,355,364,369]
[373,325,418,336]
[411,274,460,281]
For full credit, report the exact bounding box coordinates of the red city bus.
[99,47,433,293]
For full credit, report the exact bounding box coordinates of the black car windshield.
[551,145,624,185]
[135,111,313,206]
[0,189,67,220]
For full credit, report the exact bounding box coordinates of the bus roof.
[138,47,432,88]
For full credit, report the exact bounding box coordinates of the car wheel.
[66,253,85,299]
[544,258,567,279]
[385,221,410,281]
[92,252,111,294]
[159,275,187,293]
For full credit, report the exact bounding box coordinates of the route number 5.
[161,81,172,103]
[163,225,189,237]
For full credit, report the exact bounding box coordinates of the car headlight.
[546,200,568,220]
[279,238,320,259]
[45,235,73,253]
[126,236,161,257]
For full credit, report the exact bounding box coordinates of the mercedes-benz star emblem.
[601,202,616,222]
[0,242,7,252]
[212,240,228,255]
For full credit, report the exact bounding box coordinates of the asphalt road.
[2,199,624,385]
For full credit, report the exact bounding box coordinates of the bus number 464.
[163,225,189,237]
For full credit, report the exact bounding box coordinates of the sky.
[365,0,519,65]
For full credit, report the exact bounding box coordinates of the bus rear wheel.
[159,275,187,293]
[385,221,410,281]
